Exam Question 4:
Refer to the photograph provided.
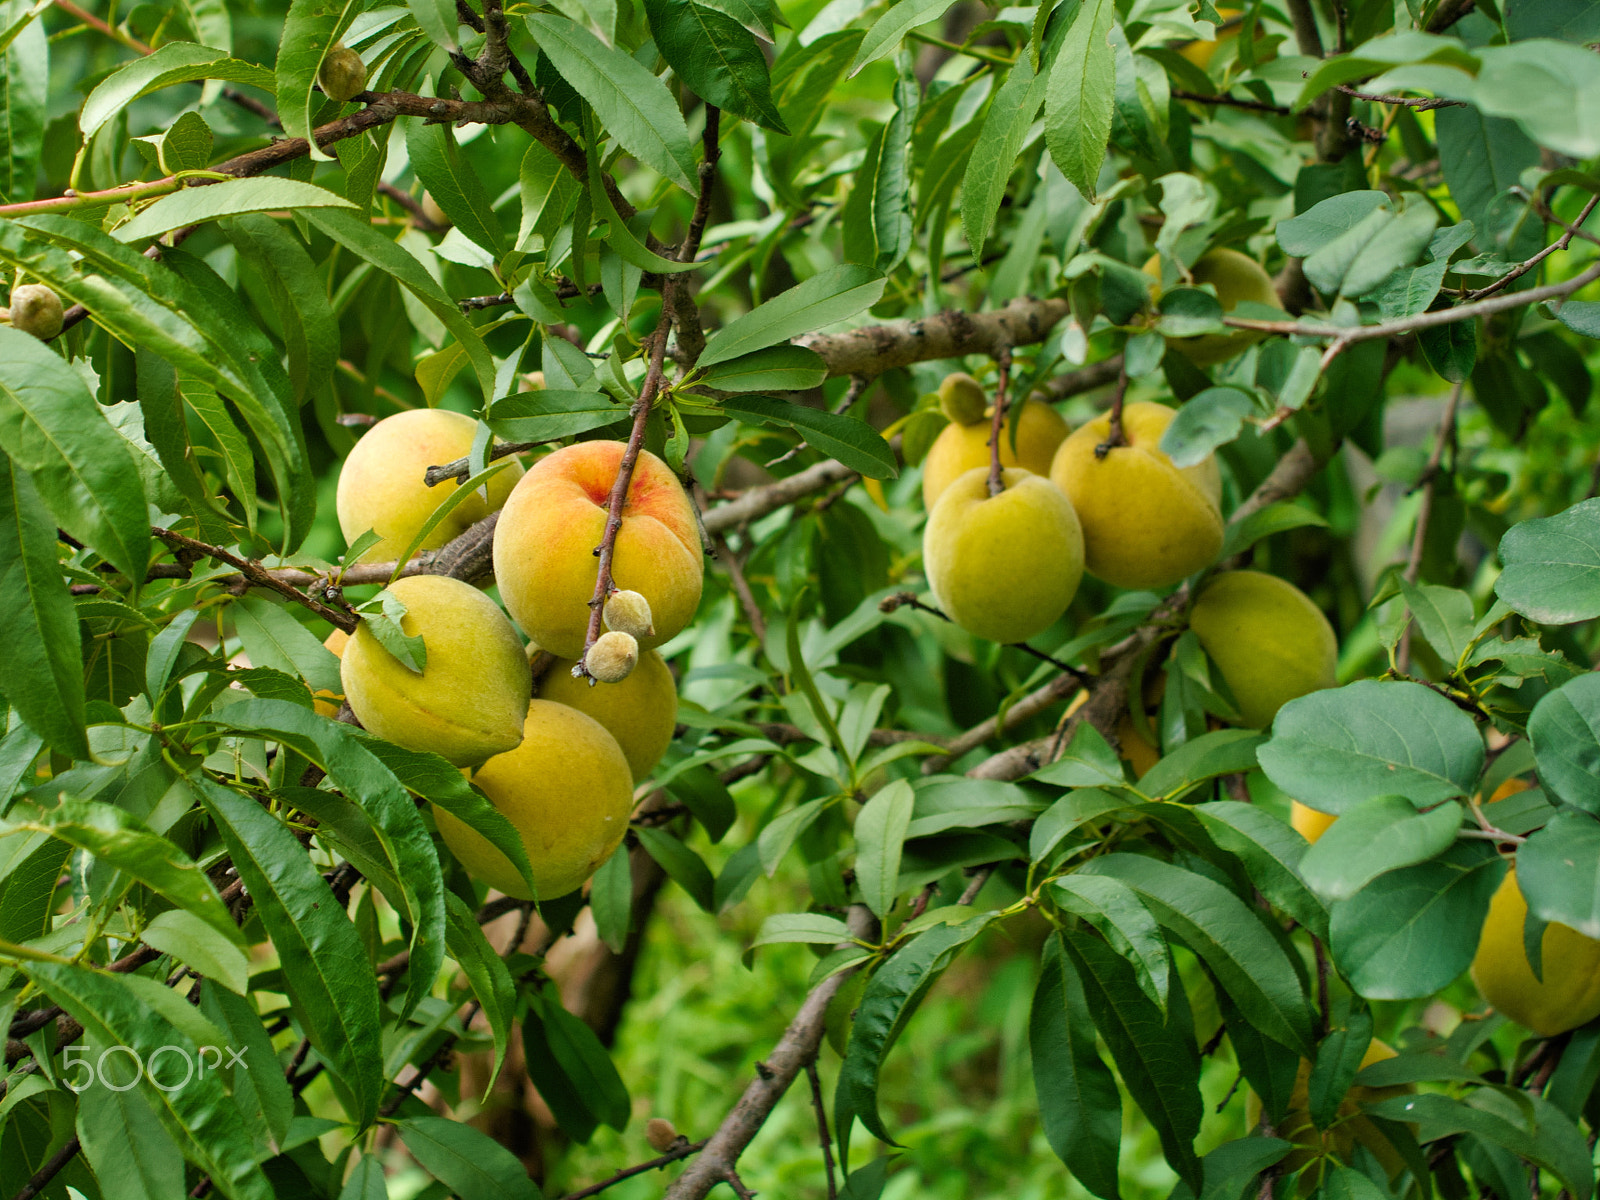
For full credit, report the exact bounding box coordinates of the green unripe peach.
[1049,401,1222,590]
[318,45,368,102]
[1189,570,1336,729]
[921,399,1068,510]
[493,441,703,660]
[340,575,531,767]
[7,284,63,340]
[603,589,655,640]
[584,631,639,683]
[336,409,523,565]
[1145,247,1281,367]
[434,699,633,900]
[923,466,1085,645]
[537,647,677,780]
[938,372,988,426]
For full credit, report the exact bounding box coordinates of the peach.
[336,409,523,565]
[922,399,1069,510]
[537,647,677,780]
[1189,571,1337,729]
[492,441,704,659]
[313,628,349,718]
[434,700,634,900]
[340,575,531,767]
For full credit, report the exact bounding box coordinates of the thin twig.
[1336,84,1464,110]
[1466,193,1600,301]
[9,1135,80,1200]
[558,1140,710,1200]
[1095,368,1131,459]
[986,345,1013,497]
[806,1063,839,1200]
[716,538,768,643]
[1396,382,1461,672]
[152,527,358,632]
[1171,89,1291,116]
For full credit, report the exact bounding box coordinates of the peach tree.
[2,0,1600,1196]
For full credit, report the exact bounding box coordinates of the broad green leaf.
[1159,387,1255,469]
[407,0,459,48]
[1194,802,1329,940]
[1495,497,1600,624]
[303,208,497,401]
[1329,841,1505,1000]
[1082,854,1312,1053]
[962,58,1040,256]
[698,345,828,391]
[1516,809,1600,937]
[196,778,383,1128]
[526,13,698,194]
[1306,1007,1374,1129]
[406,121,502,255]
[231,594,343,695]
[835,918,990,1164]
[1031,934,1121,1200]
[1029,788,1124,864]
[0,4,46,205]
[647,0,788,132]
[339,1155,391,1200]
[277,0,366,160]
[0,327,149,581]
[855,779,914,921]
[24,961,273,1200]
[0,456,86,759]
[1050,874,1169,1014]
[76,1061,186,1200]
[485,388,627,441]
[115,179,355,242]
[751,911,852,952]
[1045,0,1115,200]
[589,843,632,954]
[720,395,897,478]
[520,1003,599,1142]
[1258,681,1484,814]
[1298,795,1464,901]
[1061,926,1203,1191]
[1303,200,1437,299]
[1290,32,1478,111]
[699,264,886,366]
[81,43,275,138]
[200,982,293,1152]
[444,892,516,1090]
[849,0,956,75]
[395,1115,541,1200]
[635,825,715,911]
[1029,723,1125,789]
[0,833,67,940]
[903,776,1043,838]
[1135,730,1265,799]
[141,908,249,994]
[1396,579,1475,667]
[531,982,631,1129]
[1528,672,1600,815]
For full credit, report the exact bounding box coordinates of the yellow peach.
[492,441,704,660]
[921,400,1069,510]
[1049,401,1222,590]
[340,575,531,767]
[923,467,1084,645]
[1290,802,1337,844]
[434,700,634,900]
[537,648,677,780]
[1189,571,1337,730]
[1471,868,1600,1037]
[336,409,523,565]
[313,628,349,719]
[1145,248,1281,367]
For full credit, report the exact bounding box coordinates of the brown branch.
[1396,382,1461,672]
[558,1140,710,1200]
[701,460,858,535]
[1094,368,1131,459]
[1335,85,1464,111]
[377,182,444,230]
[1171,89,1291,116]
[9,1135,80,1200]
[879,592,1090,685]
[424,439,555,487]
[1424,0,1475,33]
[1032,355,1124,402]
[1285,0,1324,56]
[806,1063,839,1200]
[986,345,1013,497]
[671,106,722,368]
[1466,193,1600,301]
[799,297,1070,379]
[152,527,358,632]
[716,537,768,643]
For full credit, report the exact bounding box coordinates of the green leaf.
[1298,795,1464,902]
[1495,497,1600,624]
[1082,854,1312,1053]
[855,779,914,921]
[0,6,46,205]
[1045,0,1116,201]
[444,892,516,1090]
[338,1155,390,1200]
[1418,321,1478,384]
[302,208,497,401]
[635,825,715,911]
[699,264,886,366]
[407,0,459,48]
[1516,809,1600,937]
[903,776,1044,838]
[81,42,275,139]
[1029,723,1126,789]
[1031,933,1122,1200]
[849,0,957,76]
[231,595,342,695]
[1159,387,1256,469]
[1194,802,1330,940]
[647,0,789,132]
[720,395,897,479]
[751,911,852,953]
[698,345,828,392]
[836,918,990,1164]
[114,178,356,242]
[0,456,86,759]
[394,1115,541,1200]
[277,0,366,160]
[0,327,149,581]
[531,981,631,1129]
[1135,730,1266,800]
[589,844,632,953]
[1303,200,1437,299]
[1291,32,1478,112]
[195,778,383,1128]
[1029,788,1124,864]
[1060,926,1203,1191]
[1306,1007,1373,1129]
[1528,672,1600,815]
[200,981,293,1152]
[140,908,250,994]
[526,12,698,194]
[1258,680,1484,815]
[76,1058,186,1200]
[1396,579,1474,667]
[962,57,1041,256]
[1329,841,1505,1000]
[1050,874,1169,1015]
[406,121,503,255]
[485,388,627,441]
[24,961,273,1200]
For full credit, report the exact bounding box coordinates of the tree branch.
[1396,382,1461,672]
[151,528,358,631]
[798,297,1069,379]
[986,344,1012,497]
[559,1140,710,1199]
[1465,193,1600,301]
[8,1135,81,1200]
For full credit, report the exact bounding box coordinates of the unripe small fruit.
[603,590,655,640]
[646,1118,679,1152]
[318,45,368,102]
[584,631,638,683]
[7,284,63,340]
[938,373,988,426]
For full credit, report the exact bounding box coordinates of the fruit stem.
[1094,368,1130,460]
[985,344,1012,497]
